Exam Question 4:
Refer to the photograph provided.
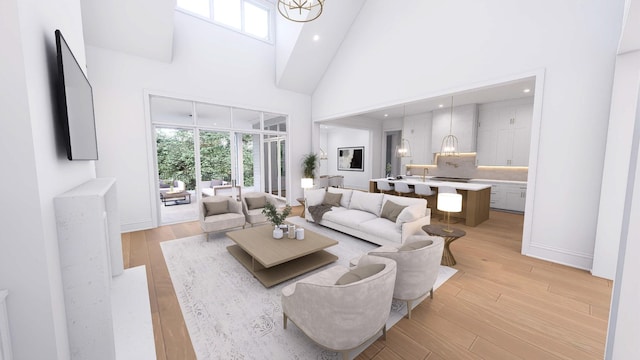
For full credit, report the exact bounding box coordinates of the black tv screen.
[55,29,98,160]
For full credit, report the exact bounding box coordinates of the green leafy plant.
[262,202,292,227]
[385,162,392,175]
[302,153,319,178]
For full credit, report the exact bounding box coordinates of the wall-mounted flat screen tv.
[55,29,98,160]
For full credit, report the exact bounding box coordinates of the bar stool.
[415,183,436,213]
[394,182,415,197]
[377,180,395,194]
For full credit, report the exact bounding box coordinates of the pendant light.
[440,96,459,156]
[396,105,412,158]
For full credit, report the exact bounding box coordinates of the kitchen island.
[370,178,491,226]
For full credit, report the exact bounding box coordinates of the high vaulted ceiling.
[81,0,176,62]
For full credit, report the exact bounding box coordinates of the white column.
[0,289,12,360]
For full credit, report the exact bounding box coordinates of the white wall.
[90,12,311,231]
[0,0,95,358]
[401,112,433,168]
[593,50,640,279]
[312,0,625,269]
[325,127,372,190]
[606,82,640,358]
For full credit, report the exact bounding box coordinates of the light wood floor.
[121,208,612,360]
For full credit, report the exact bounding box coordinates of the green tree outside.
[156,128,255,190]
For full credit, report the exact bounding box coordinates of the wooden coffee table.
[226,224,338,287]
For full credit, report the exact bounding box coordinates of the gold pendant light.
[440,96,459,156]
[277,0,324,23]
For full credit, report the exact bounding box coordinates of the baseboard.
[525,242,593,271]
[121,220,154,233]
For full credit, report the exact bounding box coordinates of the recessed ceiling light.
[523,88,531,93]
[313,34,320,41]
[438,104,444,108]
[384,113,389,117]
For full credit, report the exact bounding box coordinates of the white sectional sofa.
[304,187,431,248]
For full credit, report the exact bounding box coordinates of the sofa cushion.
[159,180,170,189]
[382,194,426,207]
[359,218,403,243]
[204,200,229,217]
[305,189,326,207]
[395,204,427,229]
[323,209,378,227]
[399,239,434,251]
[245,196,266,210]
[322,192,342,207]
[335,263,386,285]
[327,187,353,208]
[380,200,407,222]
[349,191,384,216]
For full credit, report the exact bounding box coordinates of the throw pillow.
[335,264,386,285]
[399,239,433,251]
[380,200,407,222]
[245,196,267,210]
[327,187,353,208]
[204,200,229,217]
[349,191,384,215]
[211,179,223,187]
[322,192,342,207]
[395,204,426,229]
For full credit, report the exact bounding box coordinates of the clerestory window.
[177,0,272,42]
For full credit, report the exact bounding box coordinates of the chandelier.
[440,96,459,156]
[277,0,325,23]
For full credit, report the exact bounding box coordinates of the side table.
[296,197,306,218]
[422,224,466,266]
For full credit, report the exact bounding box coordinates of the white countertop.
[371,178,491,191]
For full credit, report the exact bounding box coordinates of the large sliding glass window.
[150,95,287,225]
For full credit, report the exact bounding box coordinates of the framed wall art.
[337,146,364,171]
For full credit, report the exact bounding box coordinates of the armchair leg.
[283,312,288,329]
[430,287,434,299]
[406,300,413,319]
[382,324,387,341]
[341,350,349,360]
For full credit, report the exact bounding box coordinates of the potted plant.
[302,153,319,179]
[262,202,292,239]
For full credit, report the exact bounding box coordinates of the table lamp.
[437,192,462,233]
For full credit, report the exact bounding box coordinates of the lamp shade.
[437,193,462,213]
[301,178,314,189]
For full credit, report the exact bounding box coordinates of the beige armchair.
[366,235,444,319]
[281,255,397,360]
[240,192,284,226]
[199,196,246,236]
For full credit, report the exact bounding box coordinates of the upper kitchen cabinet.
[431,103,478,155]
[476,98,533,166]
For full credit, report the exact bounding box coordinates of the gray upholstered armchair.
[240,192,284,226]
[199,196,246,236]
[366,235,444,319]
[281,255,397,360]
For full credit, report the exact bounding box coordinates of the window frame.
[176,0,274,44]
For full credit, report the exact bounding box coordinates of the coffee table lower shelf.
[227,244,338,288]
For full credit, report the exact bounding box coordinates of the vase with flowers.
[262,202,292,239]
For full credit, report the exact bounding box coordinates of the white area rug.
[161,216,457,360]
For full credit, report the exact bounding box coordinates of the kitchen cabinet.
[476,98,533,166]
[431,104,478,154]
[473,180,526,212]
